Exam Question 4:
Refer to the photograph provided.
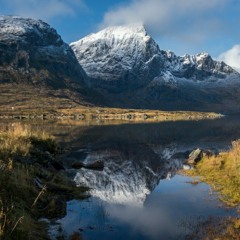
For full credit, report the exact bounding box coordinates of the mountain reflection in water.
[49,115,240,239]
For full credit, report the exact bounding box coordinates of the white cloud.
[100,0,228,45]
[218,45,240,73]
[2,0,86,21]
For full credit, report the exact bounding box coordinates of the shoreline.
[0,108,223,122]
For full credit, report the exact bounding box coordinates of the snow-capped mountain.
[71,24,240,112]
[71,24,238,90]
[163,51,234,80]
[71,24,163,90]
[0,16,87,88]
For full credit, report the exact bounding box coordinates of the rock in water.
[187,148,203,165]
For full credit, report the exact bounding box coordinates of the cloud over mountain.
[99,0,234,48]
[218,45,240,73]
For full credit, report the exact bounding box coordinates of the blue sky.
[0,0,240,71]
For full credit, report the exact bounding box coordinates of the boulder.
[187,148,203,165]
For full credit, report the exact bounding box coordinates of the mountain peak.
[105,22,147,35]
[71,23,239,95]
[70,23,160,90]
[72,23,150,47]
[99,22,147,35]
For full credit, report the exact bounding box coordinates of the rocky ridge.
[0,16,87,89]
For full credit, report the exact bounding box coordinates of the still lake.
[47,115,240,240]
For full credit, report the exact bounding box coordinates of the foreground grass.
[0,123,87,239]
[185,140,240,207]
[181,141,240,239]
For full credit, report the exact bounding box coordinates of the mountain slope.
[71,24,240,112]
[0,16,87,89]
[71,24,164,92]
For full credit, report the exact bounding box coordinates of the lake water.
[46,115,240,240]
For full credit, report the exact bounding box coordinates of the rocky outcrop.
[0,16,87,89]
[186,148,203,165]
[186,148,216,165]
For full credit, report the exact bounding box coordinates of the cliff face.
[0,16,87,89]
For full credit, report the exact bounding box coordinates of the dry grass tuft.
[0,123,87,239]
[0,124,53,239]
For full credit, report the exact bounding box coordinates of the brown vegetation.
[185,140,240,207]
[0,123,87,239]
[0,83,222,123]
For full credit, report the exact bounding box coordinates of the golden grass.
[0,165,48,239]
[182,144,240,239]
[0,124,52,239]
[185,140,240,206]
[0,123,51,162]
[0,123,88,239]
